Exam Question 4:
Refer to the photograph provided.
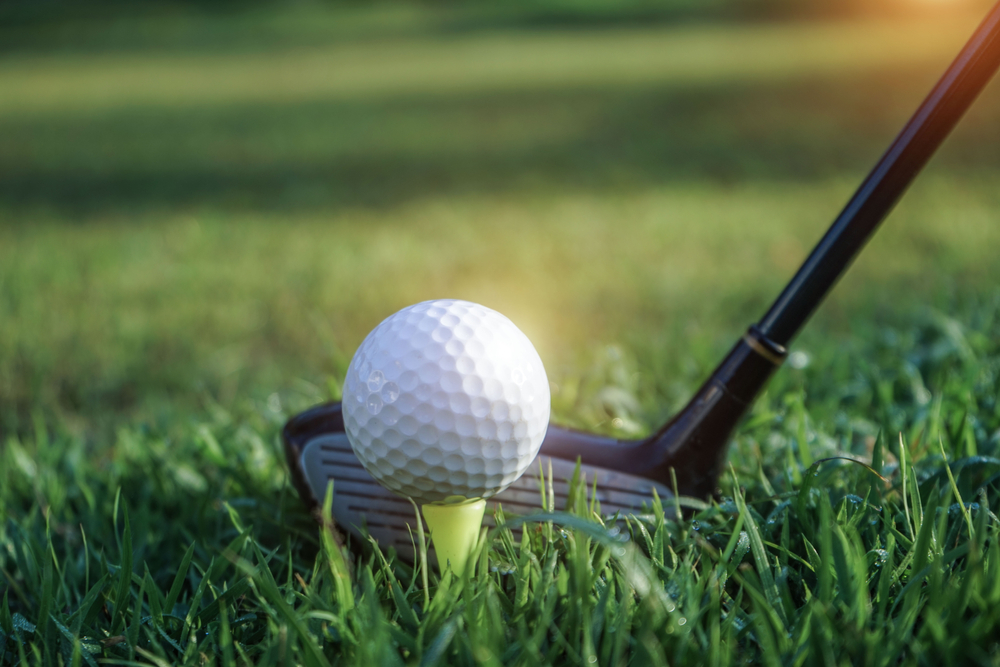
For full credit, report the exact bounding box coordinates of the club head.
[283,401,676,563]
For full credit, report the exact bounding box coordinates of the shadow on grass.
[3,65,998,218]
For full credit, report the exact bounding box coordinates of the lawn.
[2,3,1000,664]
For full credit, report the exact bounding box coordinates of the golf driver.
[284,2,1000,562]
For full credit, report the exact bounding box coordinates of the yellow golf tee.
[421,497,486,576]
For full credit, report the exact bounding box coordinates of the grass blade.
[163,542,195,616]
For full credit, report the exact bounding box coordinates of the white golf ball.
[342,299,550,504]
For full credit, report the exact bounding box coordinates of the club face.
[284,402,674,562]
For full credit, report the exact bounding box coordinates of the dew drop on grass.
[788,350,810,369]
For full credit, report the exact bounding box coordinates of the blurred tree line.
[2,0,984,32]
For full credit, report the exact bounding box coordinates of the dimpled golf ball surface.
[343,299,550,504]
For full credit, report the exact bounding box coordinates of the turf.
[2,3,1000,665]
[4,302,1000,665]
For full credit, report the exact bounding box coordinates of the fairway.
[2,9,999,432]
[0,17,983,116]
[2,4,1000,664]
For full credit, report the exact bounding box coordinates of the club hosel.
[537,327,787,497]
[717,326,787,404]
[635,326,787,497]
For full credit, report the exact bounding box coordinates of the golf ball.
[343,299,550,504]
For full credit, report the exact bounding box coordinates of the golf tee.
[421,497,486,576]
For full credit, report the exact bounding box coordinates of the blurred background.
[2,0,999,438]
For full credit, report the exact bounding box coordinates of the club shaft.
[757,1,1000,346]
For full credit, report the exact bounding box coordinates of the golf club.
[284,1,1000,562]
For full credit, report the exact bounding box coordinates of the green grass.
[3,7,999,433]
[4,302,1000,665]
[2,3,1000,664]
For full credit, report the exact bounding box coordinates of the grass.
[3,2,1000,664]
[0,18,980,117]
[4,301,1000,665]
